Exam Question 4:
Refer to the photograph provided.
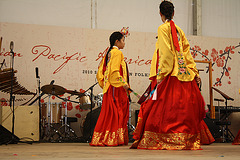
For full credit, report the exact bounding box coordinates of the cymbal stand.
[57,97,77,142]
[47,94,51,133]
[42,94,61,142]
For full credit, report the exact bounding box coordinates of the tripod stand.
[56,97,78,142]
[41,95,62,142]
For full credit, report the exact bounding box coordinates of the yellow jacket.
[150,21,199,81]
[97,47,128,93]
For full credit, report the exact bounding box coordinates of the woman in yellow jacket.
[90,31,130,146]
[131,1,205,150]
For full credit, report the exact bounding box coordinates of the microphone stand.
[36,67,42,141]
[84,82,98,142]
[7,42,19,144]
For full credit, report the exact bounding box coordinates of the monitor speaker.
[0,125,19,145]
[1,105,39,141]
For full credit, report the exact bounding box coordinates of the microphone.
[35,67,39,78]
[50,80,55,85]
[10,41,14,51]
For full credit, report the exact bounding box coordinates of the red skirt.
[200,120,215,144]
[232,130,240,145]
[89,85,129,146]
[131,75,205,150]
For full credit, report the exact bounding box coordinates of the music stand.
[212,87,235,142]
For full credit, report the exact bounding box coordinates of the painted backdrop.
[0,23,239,136]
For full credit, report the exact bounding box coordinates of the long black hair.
[105,31,124,66]
[159,1,174,20]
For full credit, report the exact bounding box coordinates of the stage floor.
[0,143,240,160]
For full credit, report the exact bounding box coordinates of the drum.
[41,102,63,124]
[79,93,95,110]
[51,103,62,123]
[81,107,101,141]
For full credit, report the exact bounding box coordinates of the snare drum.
[41,102,63,124]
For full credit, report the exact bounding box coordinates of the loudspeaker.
[0,125,19,145]
[2,105,39,141]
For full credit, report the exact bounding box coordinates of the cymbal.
[41,84,66,95]
[66,90,85,97]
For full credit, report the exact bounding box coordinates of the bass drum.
[82,107,101,141]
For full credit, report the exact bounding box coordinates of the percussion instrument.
[79,93,94,110]
[81,107,101,141]
[41,102,63,124]
[0,68,34,95]
[66,90,85,97]
[41,84,66,96]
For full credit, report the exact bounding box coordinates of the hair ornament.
[120,27,130,37]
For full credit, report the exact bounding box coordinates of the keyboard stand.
[212,87,235,142]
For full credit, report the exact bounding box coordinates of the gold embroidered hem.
[132,117,143,139]
[90,128,128,146]
[132,131,201,150]
[232,140,240,145]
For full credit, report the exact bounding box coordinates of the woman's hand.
[157,79,162,85]
[123,84,130,91]
[195,75,201,86]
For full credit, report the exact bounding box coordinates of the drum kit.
[38,82,103,142]
[33,80,135,143]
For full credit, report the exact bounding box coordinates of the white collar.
[113,46,119,49]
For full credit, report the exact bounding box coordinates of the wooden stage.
[0,143,240,160]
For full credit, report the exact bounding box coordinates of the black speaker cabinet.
[0,125,19,145]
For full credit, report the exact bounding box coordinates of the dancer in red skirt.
[90,31,130,146]
[131,1,205,150]
[232,130,240,145]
